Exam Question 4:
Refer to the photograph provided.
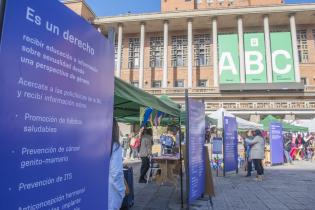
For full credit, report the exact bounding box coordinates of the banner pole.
[185,89,190,209]
[179,115,184,209]
[222,111,225,177]
[0,0,6,46]
[235,116,239,174]
[216,154,219,177]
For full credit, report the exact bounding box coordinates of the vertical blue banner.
[223,116,238,173]
[188,99,205,203]
[212,137,223,155]
[0,0,114,209]
[269,122,284,165]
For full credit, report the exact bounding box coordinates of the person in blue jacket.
[108,119,125,210]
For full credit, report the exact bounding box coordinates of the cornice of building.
[94,3,315,24]
[62,0,96,18]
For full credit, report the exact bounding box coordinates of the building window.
[194,34,211,66]
[131,81,139,87]
[152,80,162,88]
[172,35,187,67]
[174,80,184,88]
[150,37,164,68]
[114,38,123,69]
[296,30,308,63]
[301,77,307,85]
[128,38,140,68]
[198,80,208,87]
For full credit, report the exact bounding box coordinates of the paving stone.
[127,160,315,210]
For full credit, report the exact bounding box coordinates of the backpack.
[160,135,175,149]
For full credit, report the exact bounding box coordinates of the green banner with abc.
[218,34,240,84]
[244,33,267,83]
[270,32,295,82]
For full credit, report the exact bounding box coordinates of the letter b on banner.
[244,33,267,83]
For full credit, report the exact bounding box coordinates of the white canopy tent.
[209,108,263,130]
[291,119,315,133]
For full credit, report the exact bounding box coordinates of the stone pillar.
[163,20,169,88]
[289,14,301,83]
[284,114,296,121]
[212,18,218,87]
[250,114,261,123]
[116,24,123,78]
[263,15,273,83]
[187,18,193,88]
[139,22,145,88]
[237,16,245,83]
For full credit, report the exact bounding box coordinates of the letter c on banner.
[272,50,292,74]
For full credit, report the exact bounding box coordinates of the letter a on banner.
[218,34,240,84]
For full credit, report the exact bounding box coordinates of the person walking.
[284,137,293,164]
[246,129,265,181]
[130,133,140,160]
[244,130,254,177]
[108,119,125,210]
[138,128,153,183]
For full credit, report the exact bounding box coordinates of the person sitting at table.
[160,129,176,155]
[139,127,153,183]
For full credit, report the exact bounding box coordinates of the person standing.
[108,119,125,210]
[244,130,254,177]
[130,133,141,160]
[246,129,265,181]
[122,134,130,159]
[284,137,293,164]
[139,128,153,183]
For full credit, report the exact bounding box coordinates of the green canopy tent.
[260,115,308,132]
[114,78,181,122]
[159,95,217,126]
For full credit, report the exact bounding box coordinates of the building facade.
[67,0,315,122]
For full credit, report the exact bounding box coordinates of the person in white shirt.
[108,119,125,210]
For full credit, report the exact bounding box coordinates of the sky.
[86,0,315,17]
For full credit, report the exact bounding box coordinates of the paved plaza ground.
[125,160,315,210]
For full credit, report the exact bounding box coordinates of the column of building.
[187,19,193,88]
[237,16,245,84]
[139,22,145,88]
[163,21,169,88]
[116,24,123,78]
[116,13,301,89]
[263,15,273,83]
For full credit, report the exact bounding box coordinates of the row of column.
[115,14,301,89]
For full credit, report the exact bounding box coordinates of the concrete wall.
[161,0,282,12]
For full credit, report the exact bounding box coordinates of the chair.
[146,153,160,184]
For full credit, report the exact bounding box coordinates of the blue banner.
[270,122,284,165]
[212,137,223,155]
[223,116,238,173]
[188,99,205,203]
[0,0,114,209]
